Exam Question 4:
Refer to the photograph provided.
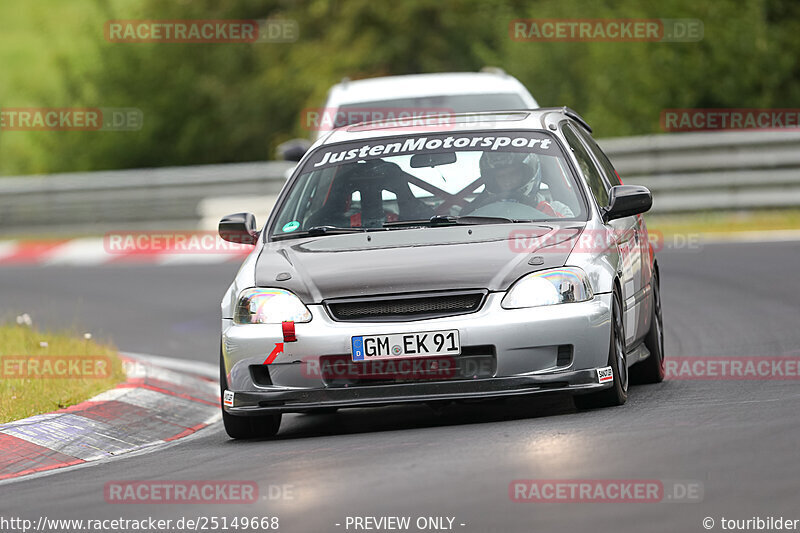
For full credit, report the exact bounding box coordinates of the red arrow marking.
[264,342,284,365]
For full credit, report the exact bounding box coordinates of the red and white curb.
[5,230,800,267]
[0,352,220,483]
[0,238,249,266]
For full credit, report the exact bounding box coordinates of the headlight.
[502,267,593,309]
[233,288,312,324]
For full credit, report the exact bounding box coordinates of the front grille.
[326,290,486,322]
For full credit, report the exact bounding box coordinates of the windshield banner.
[306,131,557,171]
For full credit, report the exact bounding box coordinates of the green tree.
[5,0,799,174]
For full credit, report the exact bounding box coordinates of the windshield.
[270,130,587,239]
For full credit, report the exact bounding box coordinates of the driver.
[464,152,574,217]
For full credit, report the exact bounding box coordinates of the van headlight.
[502,267,593,309]
[233,288,312,324]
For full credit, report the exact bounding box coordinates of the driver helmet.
[479,151,542,196]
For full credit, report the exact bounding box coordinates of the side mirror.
[602,185,652,223]
[219,212,259,245]
[276,138,312,162]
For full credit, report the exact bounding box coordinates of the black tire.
[220,350,281,439]
[574,289,628,409]
[631,272,665,384]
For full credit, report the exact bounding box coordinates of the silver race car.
[218,108,664,439]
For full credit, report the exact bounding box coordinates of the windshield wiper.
[306,225,370,235]
[272,225,370,241]
[383,215,516,228]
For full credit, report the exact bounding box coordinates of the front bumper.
[222,292,613,414]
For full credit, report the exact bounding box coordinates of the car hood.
[254,223,584,303]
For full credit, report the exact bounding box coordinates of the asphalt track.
[2,240,800,532]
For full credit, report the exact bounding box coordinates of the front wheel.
[574,290,628,409]
[220,350,281,439]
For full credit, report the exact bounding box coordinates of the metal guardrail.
[1,131,799,235]
[0,161,294,234]
[600,131,800,212]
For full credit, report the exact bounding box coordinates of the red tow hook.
[282,321,297,342]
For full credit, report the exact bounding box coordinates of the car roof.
[326,72,537,107]
[316,108,591,146]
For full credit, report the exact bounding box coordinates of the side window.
[562,125,609,207]
[575,127,622,187]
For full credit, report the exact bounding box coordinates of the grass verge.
[0,323,126,424]
[645,209,800,238]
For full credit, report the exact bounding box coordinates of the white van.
[279,69,538,160]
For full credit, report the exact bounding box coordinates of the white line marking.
[41,238,110,266]
[0,241,19,262]
[120,351,217,379]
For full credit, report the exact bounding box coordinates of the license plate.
[351,330,460,361]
